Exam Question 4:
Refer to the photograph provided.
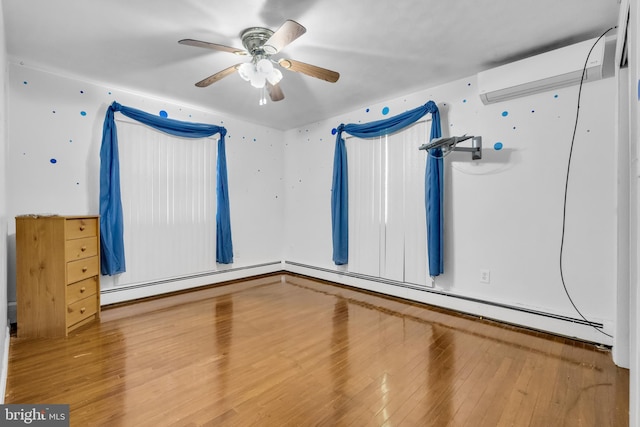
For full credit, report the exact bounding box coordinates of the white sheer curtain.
[115,119,218,286]
[346,120,429,286]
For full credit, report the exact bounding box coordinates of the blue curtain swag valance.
[331,100,444,276]
[99,101,233,276]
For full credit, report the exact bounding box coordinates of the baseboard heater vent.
[100,261,282,294]
[284,261,604,329]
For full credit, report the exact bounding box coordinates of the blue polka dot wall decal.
[501,111,508,117]
[23,81,27,85]
[159,110,168,118]
[80,111,87,116]
[366,108,370,113]
[494,142,503,150]
[50,158,57,164]
[331,128,337,135]
[554,94,559,98]
[382,106,390,115]
[80,90,84,94]
[463,99,467,103]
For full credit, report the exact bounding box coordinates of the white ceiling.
[2,0,621,130]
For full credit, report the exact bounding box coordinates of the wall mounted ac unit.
[477,37,611,105]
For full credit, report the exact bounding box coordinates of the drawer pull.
[80,287,86,293]
[82,267,88,273]
[80,307,86,314]
[79,225,86,231]
[81,246,87,252]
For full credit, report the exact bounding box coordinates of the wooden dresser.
[16,215,101,338]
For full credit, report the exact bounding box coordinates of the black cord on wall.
[559,27,616,339]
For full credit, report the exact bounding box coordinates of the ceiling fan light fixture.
[256,58,273,74]
[244,58,282,89]
[267,68,283,85]
[237,62,253,81]
[250,72,266,88]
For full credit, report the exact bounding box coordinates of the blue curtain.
[99,101,232,276]
[426,117,443,276]
[331,100,443,276]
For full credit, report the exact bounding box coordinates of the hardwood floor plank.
[5,273,629,426]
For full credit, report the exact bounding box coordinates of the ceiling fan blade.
[263,20,306,54]
[267,83,285,102]
[195,64,241,87]
[179,39,248,56]
[278,58,340,83]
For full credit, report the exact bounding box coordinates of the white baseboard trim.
[100,261,283,306]
[283,261,614,347]
[0,324,10,404]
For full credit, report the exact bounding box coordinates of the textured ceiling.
[2,0,621,129]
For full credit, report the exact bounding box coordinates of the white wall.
[0,4,10,403]
[284,72,618,345]
[627,0,640,423]
[5,63,285,310]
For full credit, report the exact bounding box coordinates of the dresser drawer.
[66,218,98,240]
[67,294,98,327]
[66,276,98,305]
[67,256,99,284]
[65,236,98,261]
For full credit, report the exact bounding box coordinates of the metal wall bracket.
[419,135,482,160]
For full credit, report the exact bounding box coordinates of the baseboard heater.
[284,261,604,330]
[99,260,604,330]
[100,261,282,294]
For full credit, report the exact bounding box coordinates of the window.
[116,119,218,285]
[347,121,429,286]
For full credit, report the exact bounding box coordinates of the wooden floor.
[5,274,629,426]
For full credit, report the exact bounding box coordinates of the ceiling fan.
[179,20,340,104]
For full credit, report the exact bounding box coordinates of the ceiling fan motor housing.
[240,27,276,57]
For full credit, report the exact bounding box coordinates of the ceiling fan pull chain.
[259,86,268,106]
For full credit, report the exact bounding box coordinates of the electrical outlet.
[480,269,491,284]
